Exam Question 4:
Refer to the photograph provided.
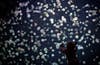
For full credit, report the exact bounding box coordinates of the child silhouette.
[60,42,79,65]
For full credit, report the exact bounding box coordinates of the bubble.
[15,52,19,56]
[56,0,61,8]
[75,35,79,39]
[44,12,49,17]
[51,49,55,52]
[41,39,47,42]
[52,62,58,65]
[71,5,75,8]
[50,18,54,24]
[27,13,31,18]
[24,53,29,56]
[62,8,66,12]
[95,38,99,43]
[98,61,100,65]
[82,61,86,64]
[93,58,96,61]
[19,58,22,61]
[88,30,91,34]
[36,55,40,60]
[77,45,84,50]
[47,9,55,15]
[79,36,84,42]
[82,51,85,55]
[37,26,41,31]
[73,17,78,21]
[61,16,66,22]
[61,56,65,59]
[31,45,38,52]
[41,54,47,61]
[44,48,48,53]
[51,54,55,57]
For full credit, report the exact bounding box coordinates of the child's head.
[67,42,77,50]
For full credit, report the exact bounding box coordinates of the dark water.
[0,0,100,65]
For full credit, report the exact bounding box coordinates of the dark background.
[0,0,100,65]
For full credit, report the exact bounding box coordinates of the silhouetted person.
[0,0,18,18]
[60,42,79,65]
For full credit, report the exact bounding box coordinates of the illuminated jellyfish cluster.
[0,0,100,65]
